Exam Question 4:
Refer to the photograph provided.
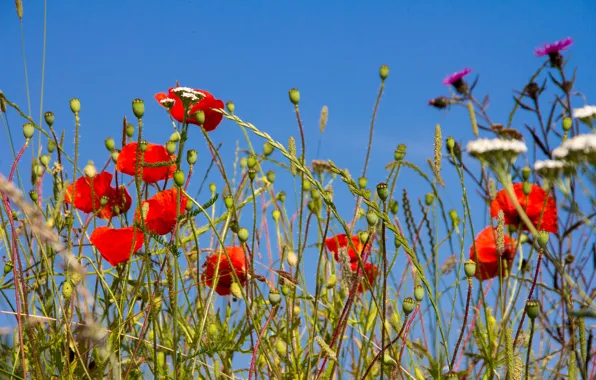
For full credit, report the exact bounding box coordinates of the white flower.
[534,159,566,172]
[160,98,175,107]
[172,87,205,98]
[552,133,596,162]
[466,138,527,155]
[572,105,596,120]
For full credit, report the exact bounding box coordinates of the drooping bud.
[525,299,540,319]
[237,228,249,243]
[263,141,274,156]
[402,297,415,315]
[3,261,14,275]
[69,98,81,114]
[394,144,407,161]
[186,149,198,165]
[173,170,185,187]
[39,154,51,167]
[185,199,193,211]
[104,137,115,151]
[29,190,38,202]
[272,209,281,221]
[23,123,35,139]
[208,183,216,194]
[446,137,455,153]
[359,230,370,245]
[379,65,389,80]
[276,191,286,203]
[165,140,176,155]
[522,181,532,196]
[288,88,300,105]
[111,149,120,163]
[44,111,55,126]
[47,139,56,153]
[230,282,243,299]
[132,98,144,118]
[226,101,235,114]
[240,157,248,169]
[464,260,476,278]
[281,285,290,296]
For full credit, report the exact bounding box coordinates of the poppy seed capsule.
[224,195,234,209]
[173,170,185,187]
[537,230,549,248]
[185,199,193,211]
[288,88,300,105]
[376,183,388,201]
[263,141,274,156]
[23,123,35,139]
[366,212,378,227]
[169,131,181,142]
[39,155,50,167]
[266,170,276,183]
[44,111,54,126]
[126,124,135,137]
[522,181,532,196]
[562,117,572,131]
[464,260,476,278]
[269,290,282,305]
[272,209,281,221]
[139,140,148,152]
[281,285,290,296]
[195,110,206,126]
[358,177,368,189]
[389,200,399,214]
[165,141,176,155]
[402,297,415,315]
[525,299,540,319]
[379,65,389,80]
[99,196,109,207]
[104,137,115,151]
[277,191,286,203]
[69,98,81,114]
[226,101,235,113]
[3,261,13,275]
[132,98,144,118]
[33,164,44,177]
[186,149,198,165]
[47,140,56,153]
[394,144,407,161]
[247,155,257,169]
[522,167,531,181]
[248,169,257,181]
[29,190,38,202]
[302,180,311,192]
[414,285,425,302]
[237,227,249,243]
[359,230,370,245]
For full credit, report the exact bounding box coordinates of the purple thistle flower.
[443,68,472,86]
[535,37,573,57]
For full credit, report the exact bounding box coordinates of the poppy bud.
[266,170,276,183]
[39,154,50,167]
[326,274,337,288]
[358,177,368,189]
[537,230,549,248]
[414,285,425,302]
[525,299,539,319]
[359,231,370,245]
[112,205,121,216]
[424,193,434,206]
[195,110,206,126]
[238,227,249,243]
[165,140,176,155]
[522,181,532,196]
[224,195,234,209]
[402,297,415,315]
[132,98,144,118]
[62,281,74,300]
[308,200,320,214]
[394,235,402,249]
[209,183,216,193]
[33,163,44,177]
[240,157,247,169]
[288,88,300,105]
[519,233,528,244]
[247,155,257,169]
[562,117,572,131]
[302,180,311,192]
[4,261,13,275]
[464,260,476,278]
[70,98,81,114]
[111,149,120,163]
[272,209,281,221]
[44,111,54,126]
[429,96,449,109]
[379,65,389,80]
[139,140,148,152]
[281,285,290,296]
[83,161,96,178]
[277,191,286,203]
[104,137,115,151]
[173,170,185,187]
[186,149,198,165]
[230,282,243,299]
[394,144,407,161]
[185,199,193,211]
[286,251,297,266]
[446,137,455,153]
[47,140,56,153]
[366,211,378,227]
[263,141,274,156]
[276,340,288,357]
[223,101,235,114]
[389,200,399,214]
[376,183,388,201]
[126,124,135,137]
[28,190,38,202]
[167,131,180,142]
[522,167,531,181]
[269,290,282,305]
[23,123,35,139]
[248,169,257,181]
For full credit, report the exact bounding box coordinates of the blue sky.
[2,0,596,371]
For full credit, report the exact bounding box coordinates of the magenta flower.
[443,68,472,86]
[535,37,573,57]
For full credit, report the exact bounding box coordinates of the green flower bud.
[44,111,54,126]
[302,180,311,192]
[522,181,532,196]
[358,177,368,189]
[376,183,388,201]
[165,140,176,155]
[263,141,274,156]
[266,170,276,183]
[47,139,56,153]
[562,116,572,131]
[464,260,476,278]
[132,98,144,118]
[126,124,135,138]
[69,98,81,113]
[23,123,35,139]
[394,235,402,249]
[185,199,193,211]
[33,163,44,177]
[29,190,38,202]
[394,144,407,161]
[379,65,389,80]
[307,200,319,214]
[414,285,425,302]
[389,200,399,214]
[39,154,50,167]
[269,290,282,305]
[311,189,321,201]
[238,227,249,243]
[326,274,337,288]
[240,157,248,168]
[359,230,370,245]
[366,211,378,227]
[173,170,185,187]
[537,230,549,249]
[195,110,205,126]
[226,101,235,114]
[224,195,234,209]
[247,155,257,169]
[272,209,281,221]
[170,131,181,142]
[525,299,540,319]
[248,169,257,181]
[281,285,290,296]
[402,297,415,315]
[446,137,455,153]
[62,281,74,300]
[111,149,120,163]
[209,183,216,193]
[84,161,97,178]
[186,149,198,165]
[277,191,286,203]
[276,340,288,357]
[288,88,300,105]
[424,193,434,206]
[104,137,115,151]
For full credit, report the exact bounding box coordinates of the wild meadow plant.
[1,4,596,379]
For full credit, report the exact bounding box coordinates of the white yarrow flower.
[572,105,596,120]
[467,138,527,176]
[552,133,596,163]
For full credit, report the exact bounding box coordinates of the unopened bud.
[379,65,389,80]
[111,149,120,163]
[39,155,50,167]
[286,251,297,266]
[389,200,399,214]
[126,124,135,137]
[522,181,532,196]
[269,290,282,305]
[70,98,81,114]
[226,101,235,113]
[414,285,425,302]
[173,170,185,187]
[247,155,257,169]
[29,190,38,202]
[424,193,434,206]
[170,131,181,142]
[238,228,249,243]
[366,212,378,227]
[358,177,368,189]
[288,88,300,105]
[522,167,531,181]
[263,141,274,156]
[266,170,276,183]
[562,117,573,131]
[165,140,176,155]
[272,209,281,221]
[104,137,115,151]
[195,110,205,126]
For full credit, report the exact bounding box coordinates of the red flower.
[349,262,378,293]
[325,234,363,263]
[65,172,132,219]
[116,142,177,183]
[155,87,224,132]
[135,188,188,235]
[201,246,248,296]
[90,226,144,266]
[490,183,558,233]
[469,226,517,280]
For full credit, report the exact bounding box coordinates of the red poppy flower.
[490,183,558,233]
[116,142,177,183]
[134,188,188,235]
[155,87,224,132]
[325,234,364,263]
[65,172,132,219]
[90,226,144,266]
[469,226,517,280]
[349,262,378,293]
[201,246,248,296]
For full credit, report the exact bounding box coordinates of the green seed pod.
[44,111,55,126]
[302,180,311,192]
[71,270,83,286]
[358,177,368,189]
[522,166,531,181]
[389,200,399,214]
[248,169,257,181]
[47,139,56,153]
[424,193,434,206]
[39,154,51,167]
[104,137,115,151]
[230,282,243,299]
[288,88,300,105]
[173,170,185,187]
[519,233,528,244]
[277,191,286,203]
[537,230,549,249]
[402,297,415,315]
[394,144,407,161]
[359,230,370,245]
[186,149,198,165]
[100,196,109,206]
[464,260,476,278]
[62,281,74,300]
[269,290,282,305]
[70,98,81,114]
[414,285,425,302]
[209,183,216,193]
[376,183,388,201]
[366,212,378,227]
[169,131,181,142]
[562,116,572,131]
[23,123,35,139]
[246,155,257,169]
[237,228,249,243]
[111,149,120,163]
[126,124,135,137]
[263,141,274,156]
[446,137,455,153]
[3,261,14,275]
[266,170,276,183]
[272,209,281,221]
[224,195,234,209]
[226,101,235,114]
[525,299,540,319]
[139,140,148,152]
[29,190,38,202]
[132,98,144,118]
[379,65,390,80]
[229,220,240,233]
[185,199,193,211]
[522,181,532,196]
[394,235,402,249]
[382,353,396,367]
[281,285,290,296]
[195,110,205,126]
[165,140,177,155]
[33,163,44,177]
